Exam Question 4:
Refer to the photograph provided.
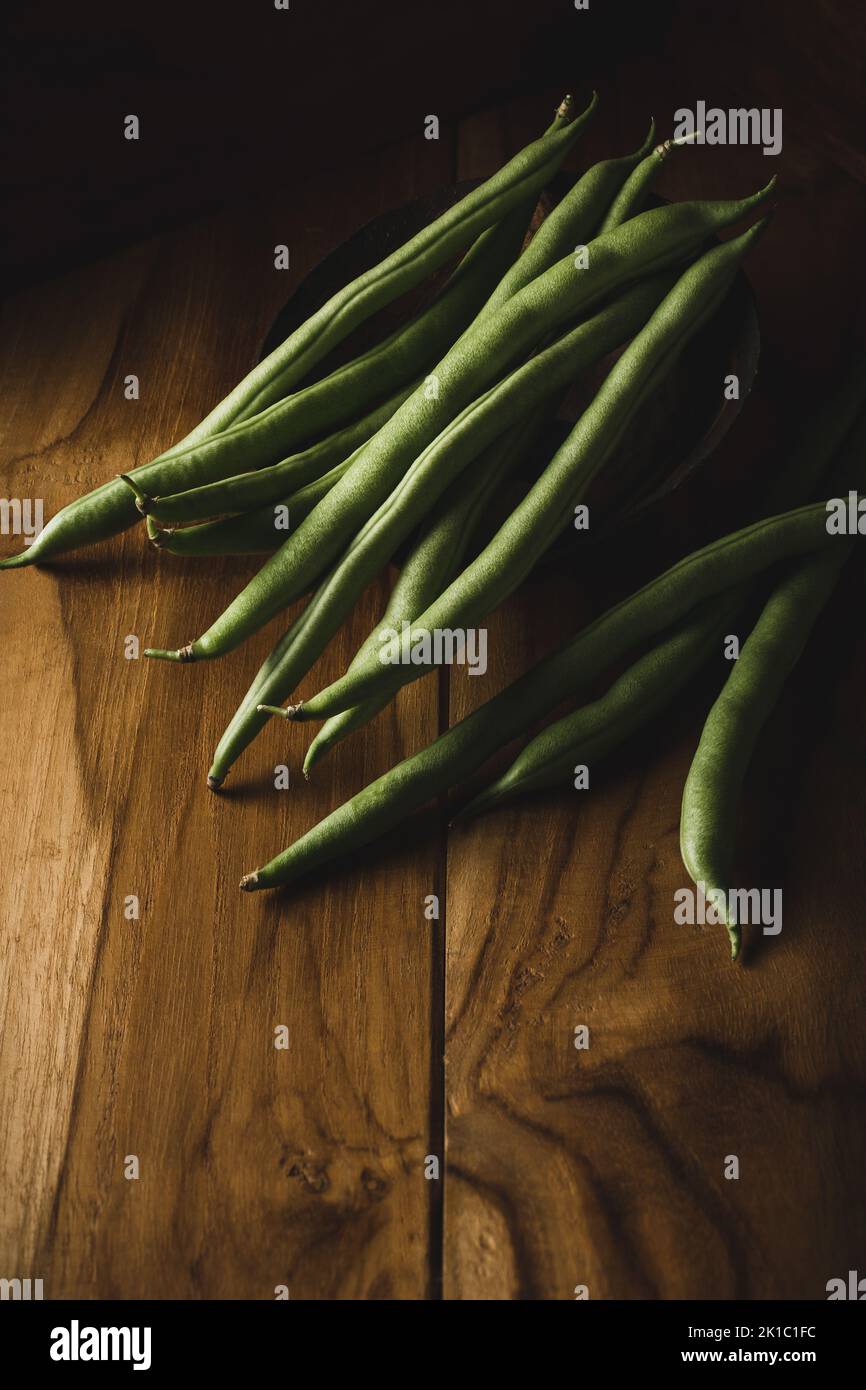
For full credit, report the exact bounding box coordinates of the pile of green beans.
[302,403,556,775]
[141,186,771,665]
[291,220,768,724]
[11,89,849,965]
[455,365,866,949]
[1,94,592,569]
[241,499,849,892]
[205,272,676,785]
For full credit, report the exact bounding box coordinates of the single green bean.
[680,547,850,959]
[242,499,846,890]
[147,456,355,556]
[598,130,698,233]
[295,218,770,722]
[136,377,418,524]
[144,185,774,656]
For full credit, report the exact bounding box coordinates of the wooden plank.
[442,105,866,1299]
[0,131,452,1298]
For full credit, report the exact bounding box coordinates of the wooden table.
[2,91,865,1301]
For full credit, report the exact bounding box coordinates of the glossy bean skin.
[202,276,674,782]
[680,547,850,959]
[142,378,418,524]
[241,499,842,891]
[296,218,770,722]
[146,186,774,656]
[1,100,588,570]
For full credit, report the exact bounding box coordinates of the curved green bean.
[680,392,866,958]
[680,547,850,959]
[598,130,698,234]
[136,377,418,524]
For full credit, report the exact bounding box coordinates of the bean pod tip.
[144,645,196,663]
[0,550,32,570]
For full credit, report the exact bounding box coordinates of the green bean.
[0,216,526,569]
[144,184,774,657]
[294,218,770,723]
[680,394,866,958]
[296,131,663,768]
[146,456,353,557]
[1,99,588,570]
[241,499,843,891]
[295,130,662,769]
[302,405,554,776]
[680,547,850,959]
[135,377,418,524]
[598,130,699,234]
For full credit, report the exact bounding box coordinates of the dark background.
[6,0,866,293]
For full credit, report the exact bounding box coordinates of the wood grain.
[0,129,457,1300]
